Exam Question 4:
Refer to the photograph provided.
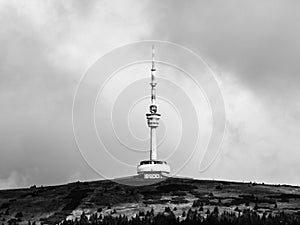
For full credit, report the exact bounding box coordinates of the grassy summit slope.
[0,177,300,224]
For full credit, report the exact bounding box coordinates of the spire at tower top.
[151,45,156,72]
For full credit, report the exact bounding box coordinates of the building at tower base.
[137,160,170,179]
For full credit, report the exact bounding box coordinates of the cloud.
[0,0,151,188]
[0,171,28,189]
[147,0,300,95]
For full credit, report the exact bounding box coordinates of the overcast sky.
[1,0,300,189]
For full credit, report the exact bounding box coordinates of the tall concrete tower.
[146,45,160,161]
[137,46,170,179]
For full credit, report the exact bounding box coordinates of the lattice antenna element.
[150,45,157,104]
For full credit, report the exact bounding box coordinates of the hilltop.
[1,177,300,224]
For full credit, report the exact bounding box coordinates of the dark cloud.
[0,2,97,188]
[52,0,98,17]
[0,0,151,188]
[146,0,300,99]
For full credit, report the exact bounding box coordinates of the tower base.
[137,160,170,179]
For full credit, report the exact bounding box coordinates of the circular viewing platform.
[137,160,170,179]
[146,113,161,128]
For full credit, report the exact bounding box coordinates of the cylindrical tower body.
[150,128,157,160]
[146,107,160,160]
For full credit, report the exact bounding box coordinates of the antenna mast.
[150,45,157,105]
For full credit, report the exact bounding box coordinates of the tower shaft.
[150,128,157,160]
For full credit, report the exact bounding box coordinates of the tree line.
[58,207,300,225]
